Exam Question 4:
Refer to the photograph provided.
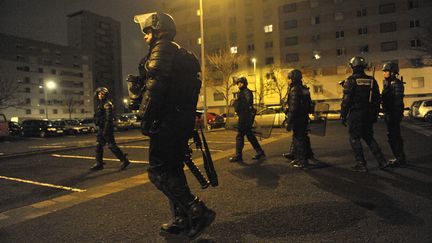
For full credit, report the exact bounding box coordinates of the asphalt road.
[0,120,431,242]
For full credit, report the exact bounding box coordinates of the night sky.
[0,0,161,79]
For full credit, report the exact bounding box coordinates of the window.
[285,36,298,46]
[51,69,57,74]
[229,17,236,25]
[381,41,398,51]
[282,3,296,12]
[408,0,419,9]
[312,34,320,41]
[411,58,423,67]
[24,87,31,93]
[53,109,58,114]
[55,51,61,56]
[310,0,318,8]
[337,48,346,56]
[264,25,273,33]
[336,30,345,39]
[334,12,343,21]
[213,92,224,101]
[313,85,323,94]
[411,39,421,48]
[39,109,45,115]
[25,109,31,115]
[39,88,44,94]
[39,98,45,105]
[357,8,367,17]
[379,3,396,14]
[285,53,299,62]
[25,98,31,104]
[410,20,420,28]
[283,20,297,30]
[411,77,424,88]
[230,46,238,54]
[265,41,273,48]
[312,16,320,24]
[358,27,368,35]
[81,109,86,114]
[247,43,255,51]
[380,22,397,33]
[16,55,25,62]
[38,68,43,73]
[265,57,274,65]
[24,77,30,84]
[360,45,369,54]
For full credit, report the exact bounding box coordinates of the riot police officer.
[91,87,130,171]
[341,57,387,172]
[283,69,313,168]
[129,13,215,239]
[382,62,407,167]
[229,77,265,162]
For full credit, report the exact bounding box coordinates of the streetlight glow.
[46,80,56,90]
[123,98,128,104]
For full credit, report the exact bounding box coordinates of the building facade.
[0,33,93,121]
[163,0,432,113]
[67,10,124,113]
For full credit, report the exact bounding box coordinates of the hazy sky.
[0,0,161,79]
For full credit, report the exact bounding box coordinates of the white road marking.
[117,145,224,152]
[51,154,149,164]
[29,145,67,149]
[0,175,85,192]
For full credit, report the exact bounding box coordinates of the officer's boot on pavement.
[119,153,131,170]
[229,155,243,163]
[252,150,266,160]
[186,198,216,240]
[388,142,407,167]
[351,161,368,173]
[291,159,309,168]
[90,147,104,171]
[160,205,190,236]
[282,152,295,160]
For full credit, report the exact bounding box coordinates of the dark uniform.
[129,12,215,239]
[229,77,265,162]
[91,87,130,171]
[284,70,313,168]
[381,62,406,166]
[341,57,387,172]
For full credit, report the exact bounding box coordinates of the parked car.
[120,113,141,128]
[79,118,98,133]
[0,114,8,138]
[8,121,22,136]
[409,99,432,122]
[195,111,225,129]
[53,119,91,135]
[20,119,64,138]
[113,116,133,131]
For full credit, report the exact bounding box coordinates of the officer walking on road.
[283,69,313,168]
[129,13,215,239]
[229,77,266,162]
[381,62,407,167]
[340,57,388,172]
[91,87,130,171]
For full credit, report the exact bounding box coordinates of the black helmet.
[95,87,109,98]
[349,56,367,69]
[288,69,302,81]
[382,62,399,75]
[136,12,176,39]
[235,77,248,85]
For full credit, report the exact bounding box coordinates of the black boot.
[187,198,216,240]
[282,152,295,160]
[291,159,309,168]
[229,155,243,163]
[91,146,104,170]
[351,162,368,173]
[388,158,407,167]
[252,151,266,160]
[90,162,104,171]
[119,153,131,170]
[160,216,189,235]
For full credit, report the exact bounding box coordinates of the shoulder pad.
[146,40,179,74]
[104,101,113,109]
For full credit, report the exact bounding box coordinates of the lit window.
[411,39,421,48]
[197,38,202,45]
[230,46,238,54]
[264,24,273,33]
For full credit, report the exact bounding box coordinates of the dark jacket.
[382,76,404,118]
[94,100,114,133]
[286,82,312,125]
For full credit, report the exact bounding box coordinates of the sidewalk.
[1,122,431,242]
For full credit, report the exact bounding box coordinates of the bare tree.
[263,66,290,107]
[63,94,78,119]
[206,49,245,114]
[0,77,20,110]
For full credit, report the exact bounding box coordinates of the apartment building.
[0,33,93,120]
[67,10,124,113]
[163,0,432,112]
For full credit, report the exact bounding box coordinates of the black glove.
[341,117,347,127]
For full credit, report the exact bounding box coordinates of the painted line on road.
[51,154,149,164]
[402,123,432,136]
[29,145,67,149]
[117,145,224,152]
[0,133,290,229]
[0,175,86,193]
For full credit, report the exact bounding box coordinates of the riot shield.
[252,105,276,139]
[308,103,329,136]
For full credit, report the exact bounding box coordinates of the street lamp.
[198,0,208,130]
[43,80,56,119]
[123,98,129,113]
